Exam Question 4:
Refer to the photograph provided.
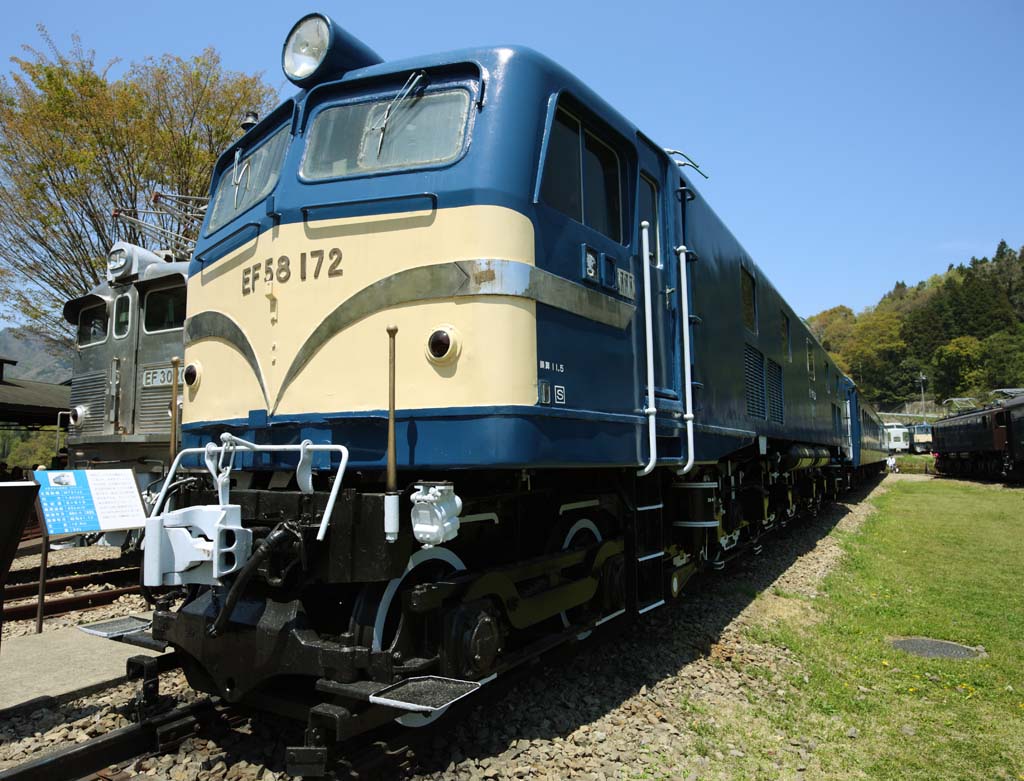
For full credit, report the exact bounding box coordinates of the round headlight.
[184,362,201,388]
[283,14,330,83]
[107,248,127,273]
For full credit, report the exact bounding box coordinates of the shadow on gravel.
[410,474,885,778]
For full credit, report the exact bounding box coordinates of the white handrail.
[677,245,696,475]
[149,433,350,542]
[637,221,658,476]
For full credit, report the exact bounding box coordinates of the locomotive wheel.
[557,518,603,639]
[350,547,466,727]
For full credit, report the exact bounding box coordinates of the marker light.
[69,405,88,426]
[428,330,451,359]
[426,326,461,364]
[184,362,201,388]
[283,14,330,84]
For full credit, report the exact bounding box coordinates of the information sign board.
[32,470,147,536]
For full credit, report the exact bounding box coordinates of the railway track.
[2,585,142,622]
[3,563,143,624]
[2,568,141,601]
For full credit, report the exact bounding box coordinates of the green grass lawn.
[894,453,936,474]
[755,480,1024,780]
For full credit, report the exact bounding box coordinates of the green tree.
[932,336,984,400]
[0,29,277,343]
[6,428,61,469]
[844,309,911,405]
[807,305,856,370]
[978,326,1024,391]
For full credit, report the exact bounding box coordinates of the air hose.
[207,523,298,638]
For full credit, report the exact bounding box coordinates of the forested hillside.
[807,240,1024,406]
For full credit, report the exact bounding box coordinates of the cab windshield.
[207,125,290,234]
[77,303,108,347]
[302,89,470,180]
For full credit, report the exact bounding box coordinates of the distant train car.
[909,422,933,454]
[63,243,187,495]
[883,422,910,453]
[933,395,1024,479]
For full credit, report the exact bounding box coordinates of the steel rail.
[3,568,140,601]
[0,700,220,781]
[3,586,140,622]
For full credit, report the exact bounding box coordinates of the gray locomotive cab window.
[208,124,290,234]
[77,303,108,347]
[806,340,816,380]
[741,267,757,332]
[541,107,622,242]
[638,174,660,267]
[303,89,470,180]
[113,294,131,339]
[144,286,186,333]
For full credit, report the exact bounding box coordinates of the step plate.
[368,676,480,713]
[78,615,151,639]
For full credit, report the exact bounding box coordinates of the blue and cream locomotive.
[142,14,886,772]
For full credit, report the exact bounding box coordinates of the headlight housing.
[281,14,383,88]
[282,14,330,84]
[107,248,128,275]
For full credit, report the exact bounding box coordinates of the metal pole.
[169,357,181,465]
[35,501,48,634]
[386,326,398,494]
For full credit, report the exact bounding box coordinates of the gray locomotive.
[63,195,204,500]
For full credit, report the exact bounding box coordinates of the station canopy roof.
[0,357,70,428]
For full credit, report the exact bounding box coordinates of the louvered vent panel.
[744,344,767,419]
[766,359,784,424]
[69,370,108,436]
[136,362,174,434]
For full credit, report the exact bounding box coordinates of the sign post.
[30,470,148,635]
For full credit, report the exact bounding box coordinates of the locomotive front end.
[181,23,540,470]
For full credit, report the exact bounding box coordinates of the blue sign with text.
[35,470,100,535]
[33,470,146,537]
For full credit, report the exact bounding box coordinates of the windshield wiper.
[372,70,426,157]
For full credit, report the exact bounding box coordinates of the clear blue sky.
[2,0,1021,318]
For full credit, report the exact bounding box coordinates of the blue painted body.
[186,42,884,471]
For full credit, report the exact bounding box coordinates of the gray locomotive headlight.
[107,248,128,276]
[283,14,330,84]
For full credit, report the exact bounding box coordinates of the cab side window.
[741,268,757,332]
[638,175,660,266]
[144,286,187,333]
[113,295,131,339]
[541,107,622,242]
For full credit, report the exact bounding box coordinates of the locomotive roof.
[63,259,189,324]
[935,393,1024,424]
